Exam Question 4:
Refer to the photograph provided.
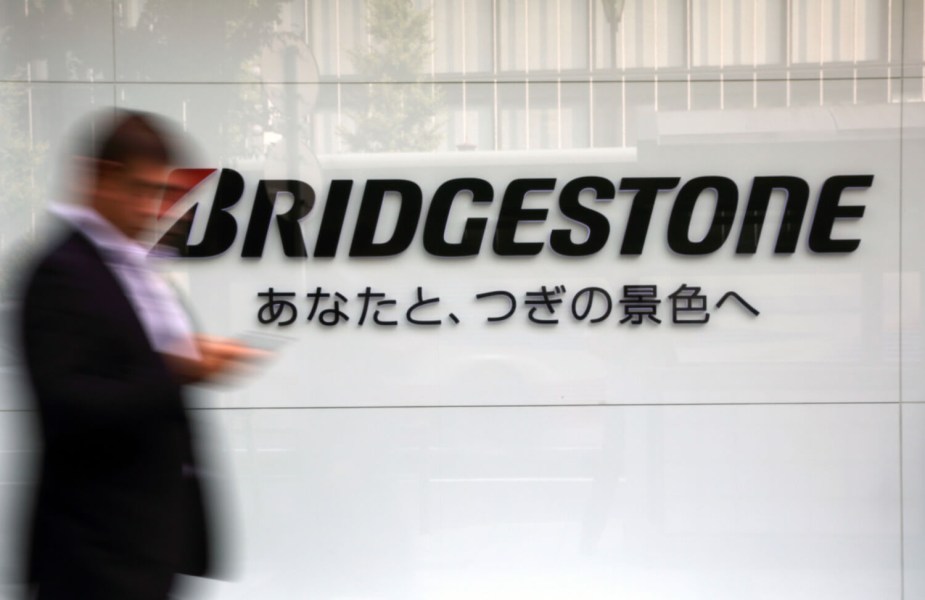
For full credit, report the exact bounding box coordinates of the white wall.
[1,1,923,598]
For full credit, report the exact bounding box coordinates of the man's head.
[78,110,182,240]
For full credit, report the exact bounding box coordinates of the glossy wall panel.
[112,0,319,84]
[1,403,900,599]
[0,403,902,599]
[903,81,925,406]
[0,1,919,598]
[0,411,38,600]
[903,403,925,599]
[184,404,900,599]
[0,1,917,85]
[0,83,115,413]
[113,78,900,410]
[0,3,114,82]
[0,83,114,243]
[108,0,910,84]
[906,0,925,75]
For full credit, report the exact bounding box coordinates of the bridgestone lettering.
[160,170,872,259]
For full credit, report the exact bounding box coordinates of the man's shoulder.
[20,227,112,307]
[18,225,141,347]
[30,227,104,277]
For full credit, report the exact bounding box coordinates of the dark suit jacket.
[19,227,210,594]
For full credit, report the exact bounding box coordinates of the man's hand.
[164,335,268,384]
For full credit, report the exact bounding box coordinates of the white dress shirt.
[52,204,200,360]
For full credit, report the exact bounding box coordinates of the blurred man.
[18,110,254,599]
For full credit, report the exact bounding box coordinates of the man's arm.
[21,256,182,431]
[163,335,265,385]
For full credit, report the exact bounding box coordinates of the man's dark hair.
[79,109,180,168]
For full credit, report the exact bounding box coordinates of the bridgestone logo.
[159,169,872,259]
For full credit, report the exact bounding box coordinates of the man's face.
[93,159,171,240]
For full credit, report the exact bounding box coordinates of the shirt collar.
[50,203,149,266]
